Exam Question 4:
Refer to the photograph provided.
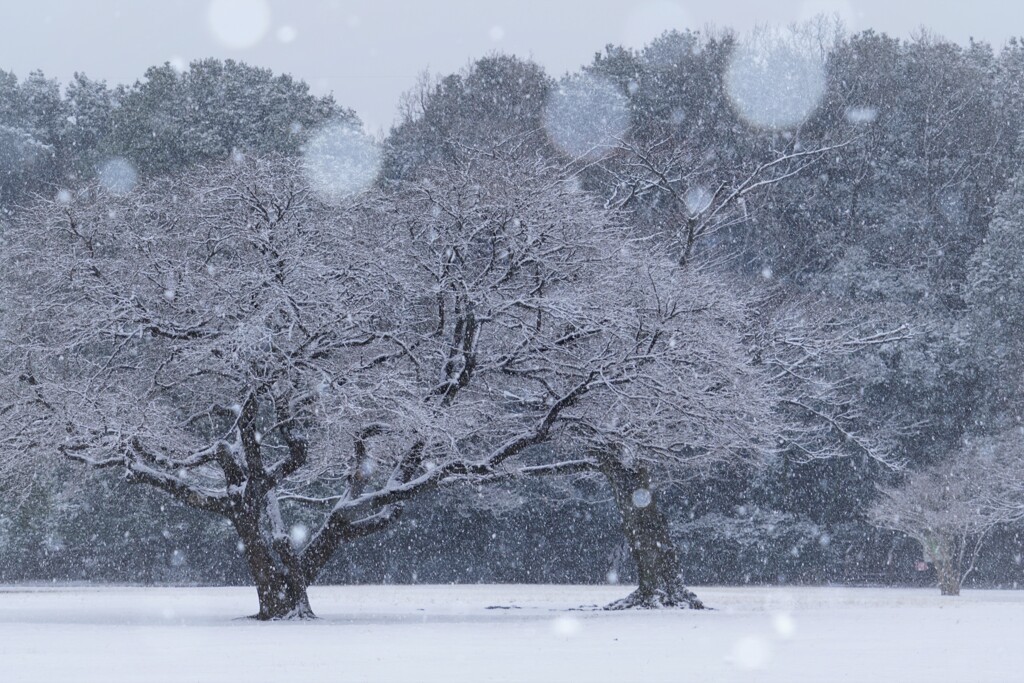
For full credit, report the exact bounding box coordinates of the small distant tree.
[868,441,1008,595]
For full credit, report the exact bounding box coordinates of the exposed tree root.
[604,584,706,610]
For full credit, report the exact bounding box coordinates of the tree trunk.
[598,451,704,610]
[937,559,961,596]
[926,536,962,597]
[935,538,962,597]
[232,502,315,620]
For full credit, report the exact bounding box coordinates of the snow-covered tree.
[558,88,905,605]
[555,264,776,610]
[4,157,400,618]
[589,292,908,608]
[868,439,1009,595]
[386,140,809,609]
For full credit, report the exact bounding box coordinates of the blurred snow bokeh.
[290,524,309,546]
[207,0,272,49]
[276,25,298,44]
[551,615,582,637]
[845,105,878,125]
[543,74,629,160]
[684,186,714,216]
[169,549,187,568]
[631,488,653,508]
[301,121,381,202]
[731,634,772,670]
[725,37,826,130]
[773,611,796,638]
[97,158,137,195]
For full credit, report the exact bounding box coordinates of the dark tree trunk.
[232,499,314,620]
[598,451,704,610]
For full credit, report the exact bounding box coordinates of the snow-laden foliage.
[751,296,909,469]
[6,159,386,481]
[375,140,787,485]
[107,59,343,178]
[965,170,1024,428]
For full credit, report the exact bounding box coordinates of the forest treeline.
[2,24,1024,611]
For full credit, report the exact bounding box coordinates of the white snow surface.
[1,584,1020,682]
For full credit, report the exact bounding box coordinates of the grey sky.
[2,0,1023,134]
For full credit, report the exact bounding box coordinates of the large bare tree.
[5,158,406,618]
[404,139,834,609]
[547,121,905,608]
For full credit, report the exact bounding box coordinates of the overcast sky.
[2,0,1023,133]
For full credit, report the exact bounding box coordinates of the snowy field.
[1,584,1021,683]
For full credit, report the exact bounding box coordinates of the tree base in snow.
[250,608,318,621]
[250,599,318,621]
[604,585,706,610]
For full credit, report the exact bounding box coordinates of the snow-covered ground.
[1,584,1020,682]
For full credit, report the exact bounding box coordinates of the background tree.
[383,54,552,181]
[107,59,343,178]
[965,166,1024,429]
[0,70,65,209]
[585,27,848,269]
